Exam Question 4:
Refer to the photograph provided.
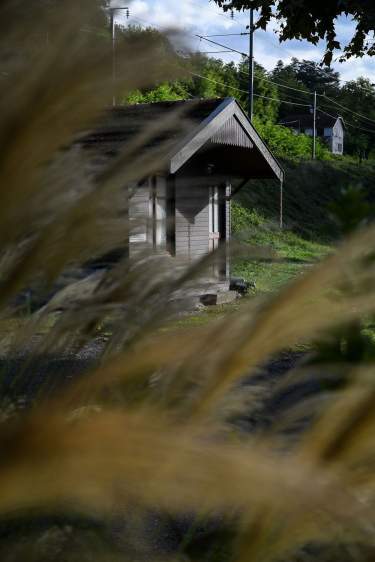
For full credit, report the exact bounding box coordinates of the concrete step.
[200,290,238,306]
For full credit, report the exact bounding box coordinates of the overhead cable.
[189,72,311,107]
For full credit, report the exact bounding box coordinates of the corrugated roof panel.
[210,115,253,148]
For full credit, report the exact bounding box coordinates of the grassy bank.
[231,202,331,293]
[236,158,375,241]
[232,157,375,293]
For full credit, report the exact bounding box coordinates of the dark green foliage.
[187,55,241,100]
[329,185,375,235]
[119,27,375,162]
[333,78,375,161]
[311,322,375,367]
[254,117,331,160]
[236,159,375,241]
[0,513,124,562]
[123,49,279,124]
[271,61,375,160]
[125,82,187,103]
[212,0,375,63]
[287,59,340,96]
[237,59,280,122]
[272,60,311,120]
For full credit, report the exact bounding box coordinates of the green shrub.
[253,117,333,161]
[231,201,266,234]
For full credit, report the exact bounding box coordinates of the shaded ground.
[0,343,312,562]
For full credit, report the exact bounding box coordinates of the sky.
[114,0,375,84]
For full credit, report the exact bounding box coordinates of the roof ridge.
[111,96,232,111]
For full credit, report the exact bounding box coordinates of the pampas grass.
[1,1,375,561]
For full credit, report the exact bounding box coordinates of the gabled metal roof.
[169,98,284,182]
[80,97,284,183]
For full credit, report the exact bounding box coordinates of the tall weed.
[0,2,375,561]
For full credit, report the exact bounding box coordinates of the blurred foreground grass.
[1,3,375,562]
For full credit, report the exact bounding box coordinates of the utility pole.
[110,9,116,107]
[280,179,283,230]
[312,90,317,159]
[109,6,130,106]
[248,7,255,121]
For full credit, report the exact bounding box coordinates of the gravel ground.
[0,342,333,561]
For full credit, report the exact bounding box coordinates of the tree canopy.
[123,40,375,161]
[212,0,375,64]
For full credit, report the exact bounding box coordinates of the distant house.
[280,113,345,155]
[81,97,284,301]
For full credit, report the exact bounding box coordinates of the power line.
[338,78,375,95]
[239,68,375,126]
[189,71,311,107]
[129,11,304,96]
[240,65,374,104]
[179,87,195,99]
[198,50,235,54]
[195,34,247,57]
[317,108,375,135]
[196,36,322,108]
[203,33,250,37]
[207,3,299,60]
[262,76,311,96]
[264,72,308,90]
[127,16,246,59]
[256,93,309,107]
[128,13,227,59]
[318,93,375,127]
[237,68,316,107]
[125,12,375,124]
[189,71,248,93]
[130,14,375,111]
[238,67,312,96]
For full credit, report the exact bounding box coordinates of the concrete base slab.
[200,290,238,307]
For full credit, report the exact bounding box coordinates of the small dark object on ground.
[230,277,255,296]
[200,294,218,306]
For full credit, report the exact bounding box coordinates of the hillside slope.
[235,158,375,242]
[232,158,375,293]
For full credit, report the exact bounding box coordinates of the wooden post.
[110,9,116,106]
[280,179,283,230]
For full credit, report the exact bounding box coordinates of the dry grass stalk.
[1,2,375,561]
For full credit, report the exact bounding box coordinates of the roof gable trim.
[170,98,235,174]
[170,98,284,182]
[233,104,284,182]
